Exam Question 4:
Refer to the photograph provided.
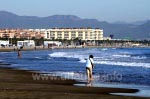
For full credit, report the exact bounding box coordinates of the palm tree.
[110,34,114,39]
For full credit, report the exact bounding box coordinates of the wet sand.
[0,64,149,99]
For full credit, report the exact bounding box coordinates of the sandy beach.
[0,63,149,99]
[0,47,150,99]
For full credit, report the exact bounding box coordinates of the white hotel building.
[41,28,103,40]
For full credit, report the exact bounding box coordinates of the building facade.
[0,29,45,39]
[0,28,104,41]
[44,28,103,40]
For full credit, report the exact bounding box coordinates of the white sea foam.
[101,48,108,51]
[95,61,150,68]
[0,52,15,54]
[34,57,43,59]
[79,58,150,68]
[79,59,86,63]
[49,52,67,57]
[55,71,75,76]
[49,52,87,61]
[112,54,131,58]
[132,56,147,59]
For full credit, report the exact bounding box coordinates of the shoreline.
[0,47,150,98]
[0,45,150,52]
[0,63,149,99]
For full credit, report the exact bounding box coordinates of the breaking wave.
[49,50,150,68]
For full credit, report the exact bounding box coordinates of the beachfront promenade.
[0,43,149,52]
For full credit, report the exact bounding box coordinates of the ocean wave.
[0,52,15,54]
[34,57,46,60]
[79,58,150,68]
[101,48,108,51]
[95,61,150,68]
[48,52,87,61]
[48,49,150,68]
[132,56,147,59]
[49,52,67,57]
[112,54,131,58]
[35,57,42,59]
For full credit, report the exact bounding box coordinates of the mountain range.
[0,11,150,40]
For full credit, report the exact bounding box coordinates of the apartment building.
[0,29,15,38]
[44,28,103,40]
[0,28,103,41]
[0,29,45,39]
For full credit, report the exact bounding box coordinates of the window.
[47,33,49,38]
[64,32,69,39]
[71,31,76,38]
[57,32,62,38]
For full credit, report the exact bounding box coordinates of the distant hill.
[0,11,150,40]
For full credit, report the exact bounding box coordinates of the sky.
[0,0,150,23]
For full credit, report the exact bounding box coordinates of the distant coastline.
[0,44,149,52]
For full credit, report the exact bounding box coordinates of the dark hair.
[89,55,94,58]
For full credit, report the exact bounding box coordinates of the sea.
[0,47,150,97]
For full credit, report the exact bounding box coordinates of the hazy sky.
[0,0,149,23]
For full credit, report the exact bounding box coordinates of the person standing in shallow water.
[17,46,23,58]
[86,55,94,81]
[17,49,21,58]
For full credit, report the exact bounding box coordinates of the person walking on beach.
[86,55,94,81]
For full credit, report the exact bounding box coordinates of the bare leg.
[86,68,90,81]
[89,68,93,80]
[86,67,93,81]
